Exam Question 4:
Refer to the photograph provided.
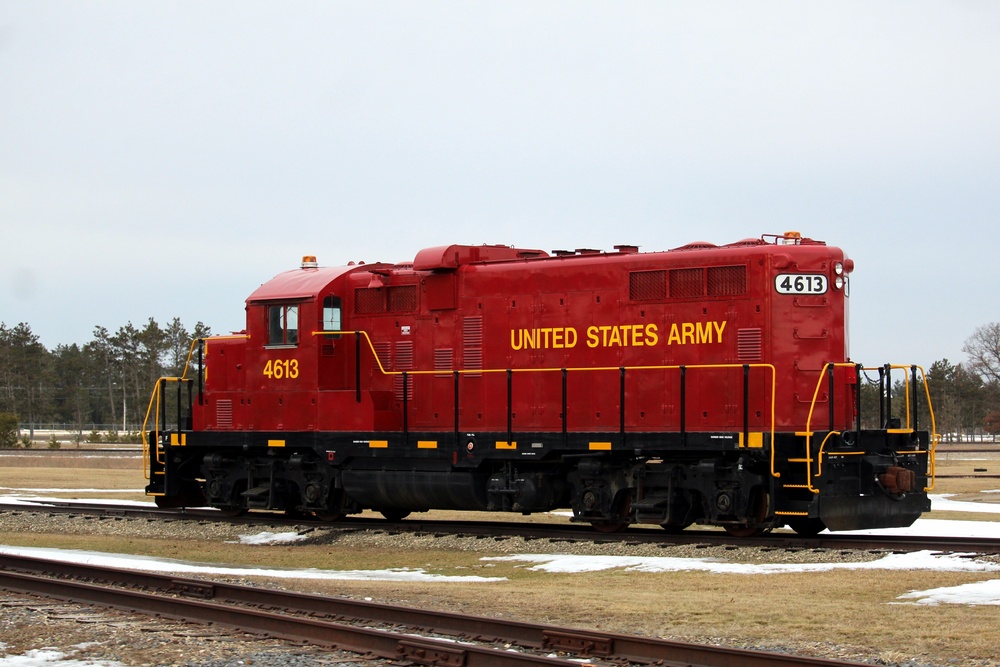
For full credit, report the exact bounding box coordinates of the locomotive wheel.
[723,488,770,538]
[380,509,411,522]
[314,512,345,522]
[218,506,247,518]
[590,520,627,533]
[588,490,631,533]
[786,517,826,537]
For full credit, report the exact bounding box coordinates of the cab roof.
[246,265,359,303]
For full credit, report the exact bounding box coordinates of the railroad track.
[2,499,999,554]
[0,552,872,667]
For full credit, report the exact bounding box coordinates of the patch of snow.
[928,494,1000,514]
[0,649,125,667]
[0,544,505,583]
[899,579,1000,606]
[483,550,1000,576]
[233,531,311,545]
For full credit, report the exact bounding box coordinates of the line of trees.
[1,319,998,446]
[0,318,210,445]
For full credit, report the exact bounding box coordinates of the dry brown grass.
[2,453,999,665]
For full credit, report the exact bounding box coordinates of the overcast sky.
[2,1,998,370]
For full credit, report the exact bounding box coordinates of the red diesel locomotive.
[144,231,936,536]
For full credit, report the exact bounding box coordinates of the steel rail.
[6,508,989,559]
[3,500,1000,554]
[0,553,870,667]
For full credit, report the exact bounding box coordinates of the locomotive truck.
[144,231,936,536]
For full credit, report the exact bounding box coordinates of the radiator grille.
[629,270,667,301]
[354,287,384,314]
[387,285,417,312]
[707,265,747,296]
[669,268,703,298]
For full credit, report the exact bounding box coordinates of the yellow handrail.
[141,334,250,480]
[314,329,777,456]
[801,363,939,494]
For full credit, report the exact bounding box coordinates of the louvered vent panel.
[434,348,454,378]
[669,268,704,298]
[371,341,391,375]
[354,287,385,314]
[737,328,763,361]
[629,270,667,301]
[216,399,233,428]
[394,340,414,400]
[707,265,747,296]
[463,316,483,377]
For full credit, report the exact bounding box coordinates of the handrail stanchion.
[402,371,409,446]
[197,340,204,405]
[355,332,362,403]
[619,367,626,447]
[561,368,568,447]
[742,364,750,447]
[453,370,460,448]
[827,364,835,432]
[878,365,886,428]
[679,365,687,447]
[854,362,862,436]
[507,369,513,446]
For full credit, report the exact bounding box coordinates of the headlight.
[834,261,844,275]
[835,276,845,290]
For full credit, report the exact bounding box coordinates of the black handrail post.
[159,378,167,434]
[506,369,513,446]
[854,363,862,436]
[355,332,362,403]
[561,368,568,446]
[679,366,687,446]
[402,371,409,446]
[878,365,886,428]
[883,363,892,428]
[911,364,919,431]
[197,339,204,406]
[186,378,193,431]
[827,364,836,432]
[176,380,182,432]
[619,367,626,447]
[453,370,460,447]
[743,364,750,447]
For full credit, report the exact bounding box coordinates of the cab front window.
[268,304,298,346]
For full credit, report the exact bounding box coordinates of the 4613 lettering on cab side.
[263,358,299,379]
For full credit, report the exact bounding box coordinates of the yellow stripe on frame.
[496,441,517,450]
[589,442,612,451]
[369,440,389,449]
[417,440,438,449]
[170,433,186,446]
[739,432,764,449]
[268,439,286,448]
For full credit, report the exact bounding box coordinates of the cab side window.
[323,296,342,335]
[268,304,299,346]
